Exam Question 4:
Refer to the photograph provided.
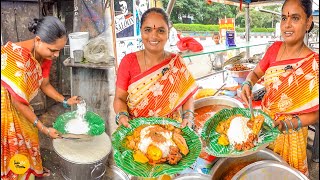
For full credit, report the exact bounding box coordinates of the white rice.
[65,100,89,134]
[227,116,252,145]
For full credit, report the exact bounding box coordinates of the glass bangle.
[33,118,39,127]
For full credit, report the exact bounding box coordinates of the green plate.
[201,107,280,157]
[112,117,202,178]
[53,111,105,136]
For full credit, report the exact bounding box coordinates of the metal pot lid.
[174,173,211,180]
[232,160,309,180]
[105,165,130,180]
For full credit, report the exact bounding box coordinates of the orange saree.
[1,42,47,179]
[127,54,198,121]
[261,52,319,176]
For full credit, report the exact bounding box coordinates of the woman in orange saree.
[114,8,198,128]
[241,0,318,176]
[1,16,79,180]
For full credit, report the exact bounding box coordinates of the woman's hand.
[118,115,130,128]
[67,96,82,105]
[44,127,60,139]
[240,84,253,106]
[273,119,284,132]
[180,118,193,129]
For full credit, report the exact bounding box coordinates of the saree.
[261,52,319,176]
[1,42,46,179]
[127,54,198,121]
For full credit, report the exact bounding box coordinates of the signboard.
[115,0,155,66]
[219,18,235,38]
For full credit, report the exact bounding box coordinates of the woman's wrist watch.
[62,98,70,108]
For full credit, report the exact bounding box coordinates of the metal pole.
[245,3,250,58]
[166,0,176,17]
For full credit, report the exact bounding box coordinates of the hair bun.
[28,18,40,34]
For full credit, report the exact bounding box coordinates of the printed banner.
[115,0,135,38]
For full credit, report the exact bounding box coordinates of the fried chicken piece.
[167,146,182,165]
[172,132,189,155]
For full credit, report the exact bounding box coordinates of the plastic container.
[69,32,89,58]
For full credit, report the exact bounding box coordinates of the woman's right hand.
[118,115,130,128]
[240,84,253,106]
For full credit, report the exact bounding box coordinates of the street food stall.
[49,0,318,179]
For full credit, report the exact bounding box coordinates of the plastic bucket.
[69,32,89,58]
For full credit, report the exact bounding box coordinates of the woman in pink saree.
[241,0,319,176]
[114,8,198,129]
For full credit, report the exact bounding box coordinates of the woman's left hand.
[67,96,82,105]
[180,119,193,129]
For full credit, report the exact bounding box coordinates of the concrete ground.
[35,103,319,180]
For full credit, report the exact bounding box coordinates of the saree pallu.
[1,42,45,179]
[127,54,198,120]
[261,53,319,176]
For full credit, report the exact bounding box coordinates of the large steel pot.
[194,96,244,110]
[53,133,111,180]
[232,160,309,180]
[210,149,286,179]
[174,173,211,180]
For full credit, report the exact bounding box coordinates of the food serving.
[216,114,264,151]
[228,64,251,71]
[112,117,201,178]
[201,108,280,157]
[125,124,189,165]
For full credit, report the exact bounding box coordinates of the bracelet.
[41,125,45,132]
[115,111,129,125]
[33,118,39,127]
[281,120,289,133]
[182,110,194,116]
[62,98,70,108]
[241,80,253,91]
[287,118,294,130]
[293,115,302,131]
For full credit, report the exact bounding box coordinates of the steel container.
[194,95,245,110]
[223,63,256,84]
[232,160,309,180]
[53,133,111,180]
[174,173,211,180]
[211,149,287,179]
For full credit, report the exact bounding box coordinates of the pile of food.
[194,88,217,100]
[124,124,189,165]
[216,114,264,151]
[228,64,251,71]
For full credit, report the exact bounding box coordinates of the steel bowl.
[232,160,309,180]
[223,63,256,84]
[194,96,245,110]
[210,149,287,179]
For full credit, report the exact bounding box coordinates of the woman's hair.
[140,7,169,28]
[28,16,66,44]
[282,0,314,32]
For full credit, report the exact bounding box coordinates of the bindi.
[287,12,290,17]
[153,25,156,29]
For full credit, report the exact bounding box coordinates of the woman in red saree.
[114,8,198,128]
[241,0,318,176]
[1,16,79,180]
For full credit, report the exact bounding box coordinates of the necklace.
[143,50,166,71]
[280,42,305,61]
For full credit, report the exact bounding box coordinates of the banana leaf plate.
[112,117,202,178]
[201,107,280,157]
[53,111,105,136]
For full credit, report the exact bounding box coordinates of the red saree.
[117,53,198,121]
[260,42,319,176]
